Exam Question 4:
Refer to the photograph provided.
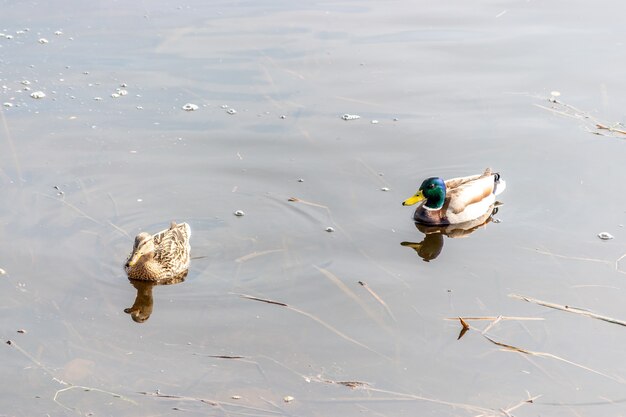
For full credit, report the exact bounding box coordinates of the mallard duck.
[124,221,191,281]
[402,168,505,225]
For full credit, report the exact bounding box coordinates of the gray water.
[2,1,626,416]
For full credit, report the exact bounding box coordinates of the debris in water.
[54,30,63,36]
[5,35,13,40]
[111,93,120,98]
[3,102,12,107]
[325,227,335,233]
[17,329,26,334]
[280,115,287,119]
[182,103,198,111]
[234,210,245,217]
[38,38,49,44]
[283,396,294,403]
[380,187,389,191]
[549,91,561,103]
[220,104,229,109]
[30,91,46,99]
[492,218,502,223]
[0,268,6,275]
[21,80,30,85]
[597,232,614,240]
[231,395,241,400]
[371,119,379,124]
[116,89,128,96]
[227,108,237,115]
[393,117,399,121]
[297,178,304,183]
[93,97,102,101]
[341,114,360,121]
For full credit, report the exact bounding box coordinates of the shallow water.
[2,1,626,415]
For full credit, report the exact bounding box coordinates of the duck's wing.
[154,222,191,270]
[447,174,496,215]
[444,168,492,190]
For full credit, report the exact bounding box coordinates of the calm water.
[2,1,626,416]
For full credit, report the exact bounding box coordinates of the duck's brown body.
[125,221,191,281]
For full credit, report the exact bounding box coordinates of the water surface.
[2,1,626,416]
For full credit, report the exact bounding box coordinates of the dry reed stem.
[239,294,389,359]
[481,316,503,335]
[252,355,520,416]
[358,280,396,322]
[313,266,390,329]
[40,193,103,225]
[6,340,134,409]
[454,318,626,384]
[236,249,285,263]
[445,317,544,322]
[510,294,626,327]
[528,246,626,276]
[536,97,626,137]
[482,334,625,384]
[139,390,281,415]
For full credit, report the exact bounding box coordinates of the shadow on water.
[124,273,187,323]
[400,205,501,262]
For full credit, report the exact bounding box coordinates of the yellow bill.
[127,251,143,267]
[402,191,425,206]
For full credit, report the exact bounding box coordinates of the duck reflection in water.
[124,273,187,323]
[401,207,500,262]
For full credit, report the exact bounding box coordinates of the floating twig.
[482,334,625,384]
[235,249,284,263]
[287,197,328,209]
[239,293,388,359]
[314,266,389,328]
[445,316,545,322]
[138,390,281,415]
[510,294,626,327]
[6,340,134,410]
[535,96,626,138]
[358,280,396,322]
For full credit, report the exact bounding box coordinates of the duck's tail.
[493,173,506,196]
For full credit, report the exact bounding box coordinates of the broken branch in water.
[535,95,626,138]
[596,123,626,135]
[510,294,626,327]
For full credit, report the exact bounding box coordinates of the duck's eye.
[428,183,436,189]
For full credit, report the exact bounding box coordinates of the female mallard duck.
[124,221,191,281]
[402,168,505,226]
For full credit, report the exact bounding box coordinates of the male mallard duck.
[402,168,505,226]
[124,221,191,281]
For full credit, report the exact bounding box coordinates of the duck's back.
[154,222,191,275]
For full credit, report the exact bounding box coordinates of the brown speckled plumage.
[125,221,191,281]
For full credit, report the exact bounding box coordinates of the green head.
[402,177,446,209]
